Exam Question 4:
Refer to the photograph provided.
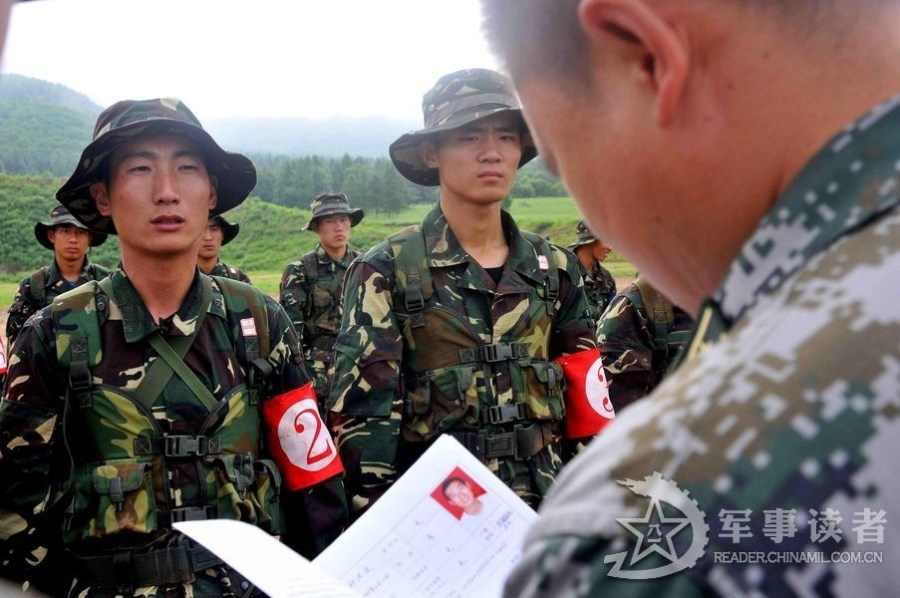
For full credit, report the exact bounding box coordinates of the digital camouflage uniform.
[279,243,360,406]
[0,271,347,596]
[6,257,110,347]
[504,97,900,597]
[208,260,251,284]
[327,205,596,516]
[597,278,693,412]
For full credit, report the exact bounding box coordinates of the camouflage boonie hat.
[34,205,107,249]
[209,214,240,246]
[304,192,364,231]
[567,220,598,251]
[56,98,257,235]
[389,68,537,186]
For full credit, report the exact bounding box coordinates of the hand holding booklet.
[176,434,538,597]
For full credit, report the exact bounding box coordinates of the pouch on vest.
[69,458,157,541]
[262,382,344,491]
[554,347,616,438]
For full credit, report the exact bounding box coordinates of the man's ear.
[208,174,218,212]
[419,140,440,169]
[578,0,689,127]
[47,228,56,244]
[90,181,112,216]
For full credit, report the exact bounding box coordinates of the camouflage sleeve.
[0,308,66,584]
[279,262,307,340]
[5,277,36,347]
[261,296,348,557]
[325,246,403,519]
[597,293,655,412]
[504,535,705,598]
[549,245,597,357]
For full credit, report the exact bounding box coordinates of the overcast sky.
[1,0,499,121]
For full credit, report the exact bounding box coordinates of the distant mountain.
[0,74,100,176]
[204,116,417,158]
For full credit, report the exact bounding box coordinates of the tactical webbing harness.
[27,266,49,306]
[50,275,274,593]
[630,277,690,380]
[388,225,561,463]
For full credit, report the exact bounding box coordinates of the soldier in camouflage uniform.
[484,0,900,595]
[279,192,364,407]
[0,98,347,596]
[327,68,598,519]
[567,220,617,325]
[598,276,693,412]
[6,205,110,347]
[197,214,252,283]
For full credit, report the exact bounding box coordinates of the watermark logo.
[606,472,709,580]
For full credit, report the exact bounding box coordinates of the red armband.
[554,347,615,438]
[0,337,7,375]
[261,382,344,491]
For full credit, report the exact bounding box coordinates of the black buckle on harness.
[168,506,215,524]
[165,435,208,457]
[483,402,528,425]
[481,343,513,362]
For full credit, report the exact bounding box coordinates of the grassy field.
[0,197,636,308]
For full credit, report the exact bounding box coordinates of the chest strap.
[448,422,555,463]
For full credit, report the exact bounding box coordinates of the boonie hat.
[209,215,240,246]
[34,205,107,249]
[389,68,537,186]
[567,221,598,251]
[304,192,364,231]
[57,98,257,235]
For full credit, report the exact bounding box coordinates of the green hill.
[0,75,101,176]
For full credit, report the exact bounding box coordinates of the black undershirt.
[485,266,504,285]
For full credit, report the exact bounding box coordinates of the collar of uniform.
[46,255,92,288]
[713,95,900,325]
[422,204,537,274]
[109,269,212,343]
[314,243,355,267]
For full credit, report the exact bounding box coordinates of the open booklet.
[176,434,538,598]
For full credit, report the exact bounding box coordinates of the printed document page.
[315,434,538,598]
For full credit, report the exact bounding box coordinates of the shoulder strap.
[521,231,560,317]
[633,277,675,369]
[53,280,103,409]
[300,251,319,317]
[214,276,271,363]
[389,224,432,329]
[29,267,49,305]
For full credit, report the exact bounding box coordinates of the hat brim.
[305,207,365,231]
[389,107,537,187]
[56,119,256,235]
[34,218,108,250]
[221,221,240,245]
[567,239,595,251]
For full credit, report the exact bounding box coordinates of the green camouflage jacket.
[327,205,595,516]
[279,244,360,405]
[504,98,900,597]
[582,261,617,324]
[0,270,347,596]
[6,257,109,347]
[208,259,251,284]
[597,281,693,411]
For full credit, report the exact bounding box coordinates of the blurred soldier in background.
[6,205,109,346]
[197,214,252,283]
[567,220,616,324]
[598,276,692,411]
[280,192,364,406]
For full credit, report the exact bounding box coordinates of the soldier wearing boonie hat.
[5,205,110,347]
[198,214,252,283]
[280,192,364,410]
[567,220,617,323]
[0,98,347,596]
[327,68,610,519]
